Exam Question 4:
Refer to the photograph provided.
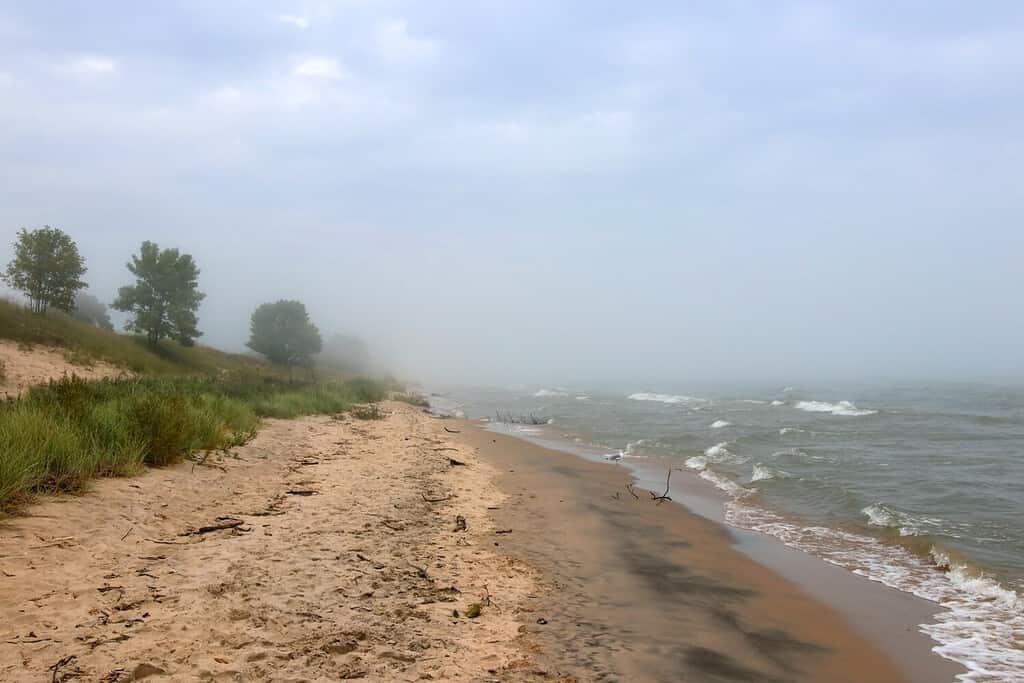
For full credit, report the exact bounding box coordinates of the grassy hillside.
[0,297,282,377]
[0,298,395,512]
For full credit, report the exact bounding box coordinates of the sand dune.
[0,340,129,398]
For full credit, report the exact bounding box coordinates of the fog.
[2,2,1023,388]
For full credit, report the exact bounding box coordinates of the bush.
[391,392,429,407]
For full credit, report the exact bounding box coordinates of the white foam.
[722,501,1024,681]
[750,464,792,482]
[628,392,707,405]
[740,399,767,404]
[699,469,748,497]
[703,441,745,464]
[534,389,568,397]
[623,439,652,457]
[779,427,803,435]
[575,395,590,401]
[770,400,785,406]
[782,386,796,392]
[794,400,877,417]
[685,455,708,470]
[710,419,731,429]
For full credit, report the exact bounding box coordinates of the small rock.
[536,617,548,625]
[131,662,167,679]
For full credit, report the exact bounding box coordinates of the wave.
[710,420,730,429]
[574,395,590,401]
[750,464,793,482]
[720,501,1023,680]
[779,427,805,435]
[534,389,568,397]
[770,400,785,406]
[703,441,746,464]
[794,400,877,417]
[628,392,707,405]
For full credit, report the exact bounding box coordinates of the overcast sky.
[1,1,1022,387]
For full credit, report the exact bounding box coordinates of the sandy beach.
[0,403,963,681]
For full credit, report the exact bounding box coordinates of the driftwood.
[120,527,133,541]
[286,489,319,496]
[444,427,461,433]
[495,528,512,534]
[433,447,459,452]
[49,654,78,683]
[182,516,246,536]
[421,493,451,503]
[625,483,640,500]
[649,469,676,505]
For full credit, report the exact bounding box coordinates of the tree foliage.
[112,241,205,346]
[71,291,114,330]
[320,333,371,373]
[2,226,87,314]
[247,300,323,367]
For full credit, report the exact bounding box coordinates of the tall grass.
[0,374,387,512]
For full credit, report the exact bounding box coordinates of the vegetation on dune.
[0,374,387,512]
[0,298,280,377]
[392,391,430,407]
[71,291,114,330]
[0,228,397,515]
[247,299,323,369]
[113,241,205,347]
[2,226,87,314]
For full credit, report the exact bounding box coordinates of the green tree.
[2,226,87,314]
[247,300,323,368]
[71,291,114,330]
[112,241,205,346]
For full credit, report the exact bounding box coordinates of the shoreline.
[464,418,966,682]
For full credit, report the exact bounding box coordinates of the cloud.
[292,57,345,80]
[58,56,117,78]
[275,13,310,29]
[373,20,439,65]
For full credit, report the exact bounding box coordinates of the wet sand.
[458,421,964,682]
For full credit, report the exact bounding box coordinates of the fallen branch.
[421,493,451,503]
[286,489,319,496]
[495,528,512,534]
[649,469,677,505]
[182,516,245,536]
[444,427,461,433]
[49,654,78,683]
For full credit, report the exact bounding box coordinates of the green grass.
[0,374,388,512]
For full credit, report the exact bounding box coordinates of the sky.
[1,1,1022,387]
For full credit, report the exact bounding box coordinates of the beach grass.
[0,374,388,512]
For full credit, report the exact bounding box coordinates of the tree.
[247,300,323,367]
[112,241,205,346]
[71,291,114,330]
[319,333,371,374]
[2,226,87,314]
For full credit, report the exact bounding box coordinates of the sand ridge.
[0,403,540,681]
[0,339,129,399]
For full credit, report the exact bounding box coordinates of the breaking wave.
[794,400,877,417]
[710,419,730,429]
[628,392,707,406]
[534,389,568,397]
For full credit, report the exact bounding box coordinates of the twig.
[286,489,319,496]
[49,654,77,683]
[625,483,640,500]
[120,526,133,541]
[145,538,189,545]
[495,528,512,534]
[433,447,459,452]
[444,427,461,433]
[182,516,245,536]
[649,469,677,505]
[421,493,451,503]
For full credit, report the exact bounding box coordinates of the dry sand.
[0,403,537,681]
[0,340,129,398]
[0,400,950,682]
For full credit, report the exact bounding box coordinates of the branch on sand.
[181,516,247,536]
[649,469,679,505]
[421,493,451,503]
